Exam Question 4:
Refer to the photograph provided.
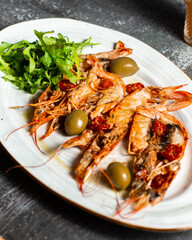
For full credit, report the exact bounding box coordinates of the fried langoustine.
[10,42,129,142]
[63,83,192,190]
[117,106,188,217]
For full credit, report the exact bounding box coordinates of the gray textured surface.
[0,0,192,239]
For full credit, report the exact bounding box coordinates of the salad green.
[0,30,94,93]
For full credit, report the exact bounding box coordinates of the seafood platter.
[1,18,192,231]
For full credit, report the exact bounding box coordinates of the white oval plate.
[0,18,192,232]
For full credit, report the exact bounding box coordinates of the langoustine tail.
[75,125,128,190]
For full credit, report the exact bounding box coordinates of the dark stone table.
[1,0,192,239]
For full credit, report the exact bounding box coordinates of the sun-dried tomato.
[151,172,171,189]
[59,80,76,91]
[161,144,182,161]
[151,120,167,137]
[99,78,112,89]
[126,82,145,95]
[89,116,110,131]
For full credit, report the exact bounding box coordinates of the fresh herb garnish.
[0,30,95,93]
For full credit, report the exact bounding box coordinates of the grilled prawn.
[10,50,126,143]
[79,41,132,76]
[69,84,192,189]
[29,41,130,139]
[117,106,188,216]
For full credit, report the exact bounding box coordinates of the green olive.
[107,162,131,190]
[65,110,88,136]
[110,57,139,77]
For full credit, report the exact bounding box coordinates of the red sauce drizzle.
[59,80,76,91]
[151,120,167,137]
[151,172,171,189]
[99,78,112,89]
[89,116,110,131]
[161,144,182,161]
[126,82,145,95]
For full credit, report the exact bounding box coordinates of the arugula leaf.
[0,30,95,93]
